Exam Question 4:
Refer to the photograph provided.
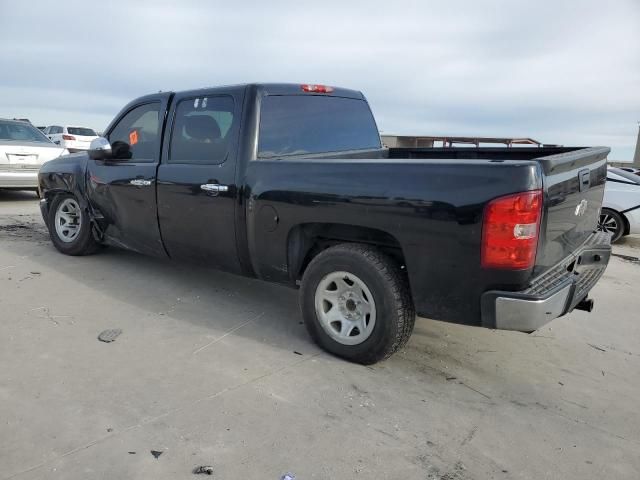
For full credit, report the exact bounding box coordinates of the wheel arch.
[287,223,406,282]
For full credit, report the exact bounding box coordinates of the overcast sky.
[1,0,638,159]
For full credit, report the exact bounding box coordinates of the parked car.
[38,83,611,364]
[0,118,68,191]
[617,166,640,175]
[44,125,99,152]
[598,167,640,242]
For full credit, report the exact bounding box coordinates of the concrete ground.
[1,189,639,480]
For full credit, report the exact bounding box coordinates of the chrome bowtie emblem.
[575,199,588,216]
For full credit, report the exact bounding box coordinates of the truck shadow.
[0,190,39,202]
[0,214,523,381]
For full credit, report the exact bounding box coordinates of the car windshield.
[0,120,51,143]
[67,127,97,136]
[609,167,640,184]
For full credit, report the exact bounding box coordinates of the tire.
[300,243,415,364]
[48,193,100,256]
[598,208,625,243]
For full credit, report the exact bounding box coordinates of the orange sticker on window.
[129,130,138,145]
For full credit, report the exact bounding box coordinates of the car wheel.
[598,208,625,243]
[300,243,415,364]
[48,193,100,255]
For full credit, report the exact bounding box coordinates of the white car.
[598,167,640,242]
[0,118,69,190]
[44,125,98,152]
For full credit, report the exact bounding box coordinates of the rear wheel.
[48,194,100,255]
[598,208,625,243]
[300,243,415,364]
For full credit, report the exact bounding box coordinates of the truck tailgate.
[535,147,610,272]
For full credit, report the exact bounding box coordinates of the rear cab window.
[258,95,381,158]
[0,120,51,143]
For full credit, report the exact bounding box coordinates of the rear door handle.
[200,184,229,195]
[130,179,152,186]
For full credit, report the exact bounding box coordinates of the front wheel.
[598,208,625,243]
[48,193,100,255]
[300,243,415,364]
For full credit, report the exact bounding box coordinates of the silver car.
[0,118,68,191]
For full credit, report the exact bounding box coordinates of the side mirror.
[88,137,112,160]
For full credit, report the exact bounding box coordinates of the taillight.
[301,84,334,93]
[481,190,542,269]
[62,134,75,141]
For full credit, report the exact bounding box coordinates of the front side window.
[168,96,235,164]
[108,103,160,161]
[258,95,381,158]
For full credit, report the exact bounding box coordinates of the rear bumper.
[0,170,39,188]
[481,231,611,332]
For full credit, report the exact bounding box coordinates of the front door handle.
[130,179,152,187]
[200,184,229,195]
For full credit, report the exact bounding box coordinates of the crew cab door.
[156,87,244,273]
[85,94,171,256]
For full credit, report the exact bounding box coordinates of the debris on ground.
[445,376,457,381]
[281,474,296,480]
[98,329,123,343]
[293,351,303,355]
[192,465,214,475]
[611,253,640,264]
[587,343,606,352]
[151,450,163,459]
[128,451,136,455]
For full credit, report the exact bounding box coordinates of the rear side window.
[258,95,381,158]
[168,96,235,164]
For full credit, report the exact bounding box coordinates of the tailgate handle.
[578,169,590,192]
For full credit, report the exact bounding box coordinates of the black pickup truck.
[38,83,611,364]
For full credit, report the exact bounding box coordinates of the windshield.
[67,127,97,136]
[0,120,52,143]
[609,167,640,184]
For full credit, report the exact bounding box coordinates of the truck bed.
[245,145,609,324]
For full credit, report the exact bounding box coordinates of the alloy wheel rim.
[597,214,617,235]
[314,271,377,346]
[54,198,82,243]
